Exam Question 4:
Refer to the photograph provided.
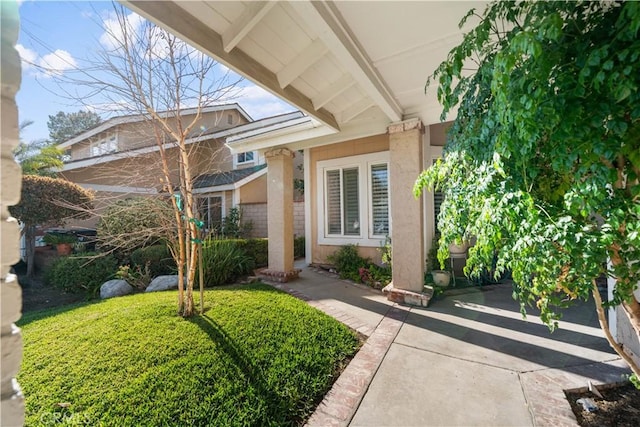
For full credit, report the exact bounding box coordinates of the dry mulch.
[566,382,640,427]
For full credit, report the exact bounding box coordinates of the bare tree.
[50,3,243,316]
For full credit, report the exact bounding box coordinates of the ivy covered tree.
[9,176,94,278]
[415,1,640,376]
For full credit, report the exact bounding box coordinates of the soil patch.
[566,382,640,427]
[15,263,87,313]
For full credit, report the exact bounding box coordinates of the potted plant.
[426,237,451,287]
[43,232,77,256]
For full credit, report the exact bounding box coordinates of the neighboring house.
[58,105,305,237]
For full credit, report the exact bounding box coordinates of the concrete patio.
[270,264,631,427]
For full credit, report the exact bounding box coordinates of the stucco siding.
[309,134,389,265]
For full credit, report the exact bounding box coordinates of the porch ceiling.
[123,0,484,139]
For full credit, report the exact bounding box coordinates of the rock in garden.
[100,279,134,299]
[145,275,183,292]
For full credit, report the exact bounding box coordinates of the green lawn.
[18,283,360,426]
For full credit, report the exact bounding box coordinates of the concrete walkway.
[269,264,631,427]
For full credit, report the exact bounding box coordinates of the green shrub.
[243,238,268,267]
[327,245,370,282]
[221,207,253,238]
[45,253,118,296]
[130,244,175,277]
[96,197,175,260]
[115,264,152,290]
[294,236,305,258]
[201,240,255,286]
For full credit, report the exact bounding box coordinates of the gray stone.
[145,275,183,292]
[100,279,134,299]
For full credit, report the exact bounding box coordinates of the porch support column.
[260,148,300,282]
[384,119,432,306]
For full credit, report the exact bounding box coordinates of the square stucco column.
[261,148,299,282]
[1,1,25,425]
[388,119,425,294]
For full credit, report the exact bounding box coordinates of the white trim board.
[316,151,390,247]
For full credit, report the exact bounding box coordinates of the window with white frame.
[197,195,223,233]
[90,133,117,157]
[318,152,390,246]
[236,151,255,165]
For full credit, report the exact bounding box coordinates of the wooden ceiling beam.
[123,0,339,130]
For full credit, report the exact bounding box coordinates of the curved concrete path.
[268,264,630,426]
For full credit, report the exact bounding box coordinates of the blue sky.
[16,1,295,143]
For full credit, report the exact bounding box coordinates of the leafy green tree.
[9,176,94,278]
[414,1,640,376]
[13,120,63,176]
[47,110,102,145]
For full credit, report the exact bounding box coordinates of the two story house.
[58,104,305,237]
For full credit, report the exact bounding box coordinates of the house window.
[237,151,255,164]
[227,114,233,125]
[326,168,360,235]
[90,133,117,157]
[197,196,223,232]
[370,164,389,236]
[318,152,390,246]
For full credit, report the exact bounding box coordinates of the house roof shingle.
[193,163,266,189]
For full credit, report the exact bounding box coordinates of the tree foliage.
[414,1,640,374]
[13,120,63,176]
[97,197,176,256]
[10,175,93,226]
[47,110,102,145]
[9,176,94,277]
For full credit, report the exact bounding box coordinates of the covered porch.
[124,0,476,304]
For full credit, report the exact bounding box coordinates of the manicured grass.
[18,284,360,426]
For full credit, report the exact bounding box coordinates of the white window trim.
[233,151,256,168]
[317,151,390,247]
[90,132,118,157]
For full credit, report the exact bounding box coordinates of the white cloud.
[16,44,77,78]
[99,11,145,50]
[39,50,77,77]
[239,85,296,119]
[15,44,37,69]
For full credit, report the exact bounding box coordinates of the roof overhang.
[122,1,485,149]
[192,166,268,194]
[59,103,253,149]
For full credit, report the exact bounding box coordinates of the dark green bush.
[96,197,175,261]
[294,236,305,258]
[211,238,268,268]
[200,240,255,286]
[45,253,118,296]
[130,244,175,277]
[327,245,370,282]
[242,238,268,267]
[220,207,253,238]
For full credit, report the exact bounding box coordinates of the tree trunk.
[25,224,36,278]
[591,280,640,378]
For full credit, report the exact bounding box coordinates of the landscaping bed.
[566,382,640,427]
[18,284,360,426]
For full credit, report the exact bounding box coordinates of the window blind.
[370,164,389,235]
[326,170,342,234]
[343,168,360,235]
